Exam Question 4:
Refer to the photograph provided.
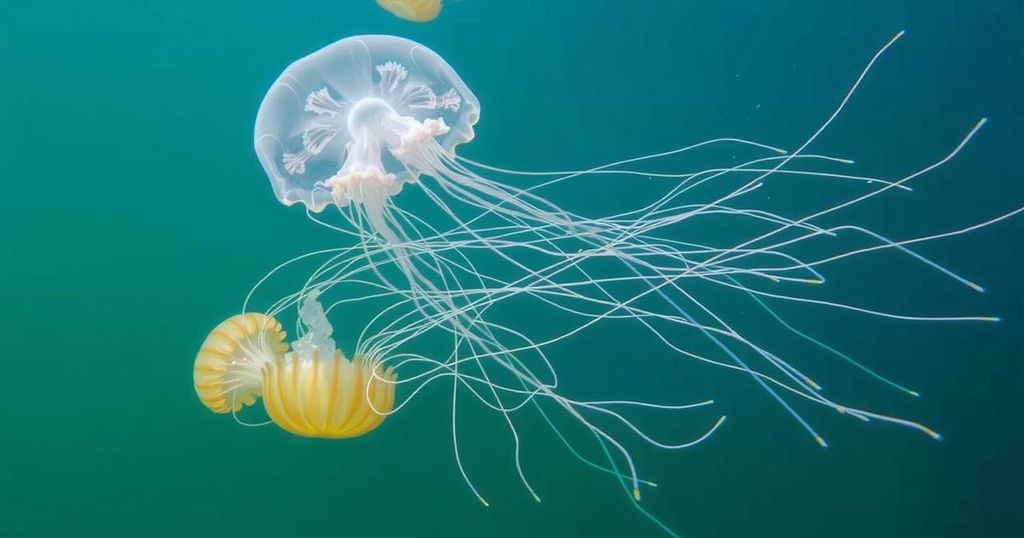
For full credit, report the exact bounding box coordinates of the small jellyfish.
[193,313,286,413]
[375,0,442,22]
[194,295,396,438]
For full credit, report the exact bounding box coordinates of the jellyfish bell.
[193,313,287,413]
[263,349,397,438]
[262,293,398,438]
[376,0,443,23]
[193,295,396,438]
[255,34,479,217]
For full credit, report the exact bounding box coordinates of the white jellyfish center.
[346,96,395,136]
[318,63,460,206]
[279,59,465,208]
[328,95,451,204]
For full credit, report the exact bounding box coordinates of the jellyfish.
[194,293,396,438]
[375,0,442,22]
[239,33,1021,534]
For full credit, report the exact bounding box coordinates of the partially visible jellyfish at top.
[197,33,1023,535]
[376,0,442,22]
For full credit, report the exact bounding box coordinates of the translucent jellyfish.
[239,33,1021,535]
[194,294,396,438]
[375,0,443,22]
[256,34,477,219]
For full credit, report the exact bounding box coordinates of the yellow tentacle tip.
[632,487,641,501]
[478,496,490,507]
[815,435,828,448]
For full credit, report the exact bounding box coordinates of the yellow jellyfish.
[193,313,286,414]
[263,350,396,438]
[193,296,396,438]
[375,0,442,22]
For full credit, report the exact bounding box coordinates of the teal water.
[2,1,1022,537]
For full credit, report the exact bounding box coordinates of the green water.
[2,1,1022,537]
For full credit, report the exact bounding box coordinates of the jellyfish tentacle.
[451,351,489,507]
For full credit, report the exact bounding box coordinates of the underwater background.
[1,1,1022,537]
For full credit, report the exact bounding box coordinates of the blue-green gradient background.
[2,1,1021,537]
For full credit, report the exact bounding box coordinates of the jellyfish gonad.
[227,33,1022,536]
